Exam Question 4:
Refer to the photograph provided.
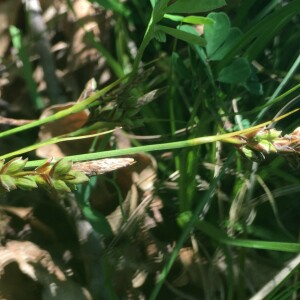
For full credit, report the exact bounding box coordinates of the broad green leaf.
[156,25,206,46]
[150,0,155,8]
[204,12,231,58]
[172,52,192,80]
[243,68,263,95]
[177,24,199,36]
[217,57,251,84]
[209,27,243,61]
[154,30,167,43]
[197,220,300,252]
[166,0,226,14]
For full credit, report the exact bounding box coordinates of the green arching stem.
[0,127,116,160]
[131,0,169,74]
[24,108,298,169]
[131,14,155,74]
[255,54,300,123]
[25,134,222,168]
[149,154,300,299]
[9,26,44,110]
[247,83,300,115]
[0,76,127,139]
[149,154,233,300]
[196,220,300,252]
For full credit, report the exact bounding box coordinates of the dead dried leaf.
[90,153,157,216]
[66,0,107,71]
[0,240,92,300]
[0,240,66,281]
[36,102,89,157]
[0,116,33,126]
[73,158,135,176]
[0,0,22,57]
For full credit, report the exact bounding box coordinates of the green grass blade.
[24,108,299,168]
[196,221,300,253]
[9,26,44,110]
[149,154,233,300]
[0,75,127,139]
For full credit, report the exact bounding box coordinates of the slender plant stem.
[131,0,169,73]
[24,108,298,169]
[0,76,127,139]
[255,53,300,123]
[149,154,233,300]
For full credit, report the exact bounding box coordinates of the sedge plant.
[2,0,300,299]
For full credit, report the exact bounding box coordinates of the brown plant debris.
[73,158,135,176]
[0,240,92,300]
[0,240,65,282]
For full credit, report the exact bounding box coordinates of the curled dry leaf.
[90,153,157,215]
[36,102,90,158]
[0,240,66,282]
[73,158,135,176]
[0,240,92,300]
[0,116,33,126]
[65,0,112,73]
[0,0,22,57]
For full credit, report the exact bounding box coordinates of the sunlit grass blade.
[9,26,44,110]
[149,154,233,300]
[23,108,299,168]
[0,75,128,139]
[0,128,116,160]
[196,220,300,253]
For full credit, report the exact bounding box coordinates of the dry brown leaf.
[0,240,66,282]
[0,240,92,300]
[0,206,32,219]
[73,158,135,176]
[36,102,90,157]
[0,116,33,126]
[0,0,22,57]
[132,270,148,288]
[90,153,157,215]
[65,0,110,72]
